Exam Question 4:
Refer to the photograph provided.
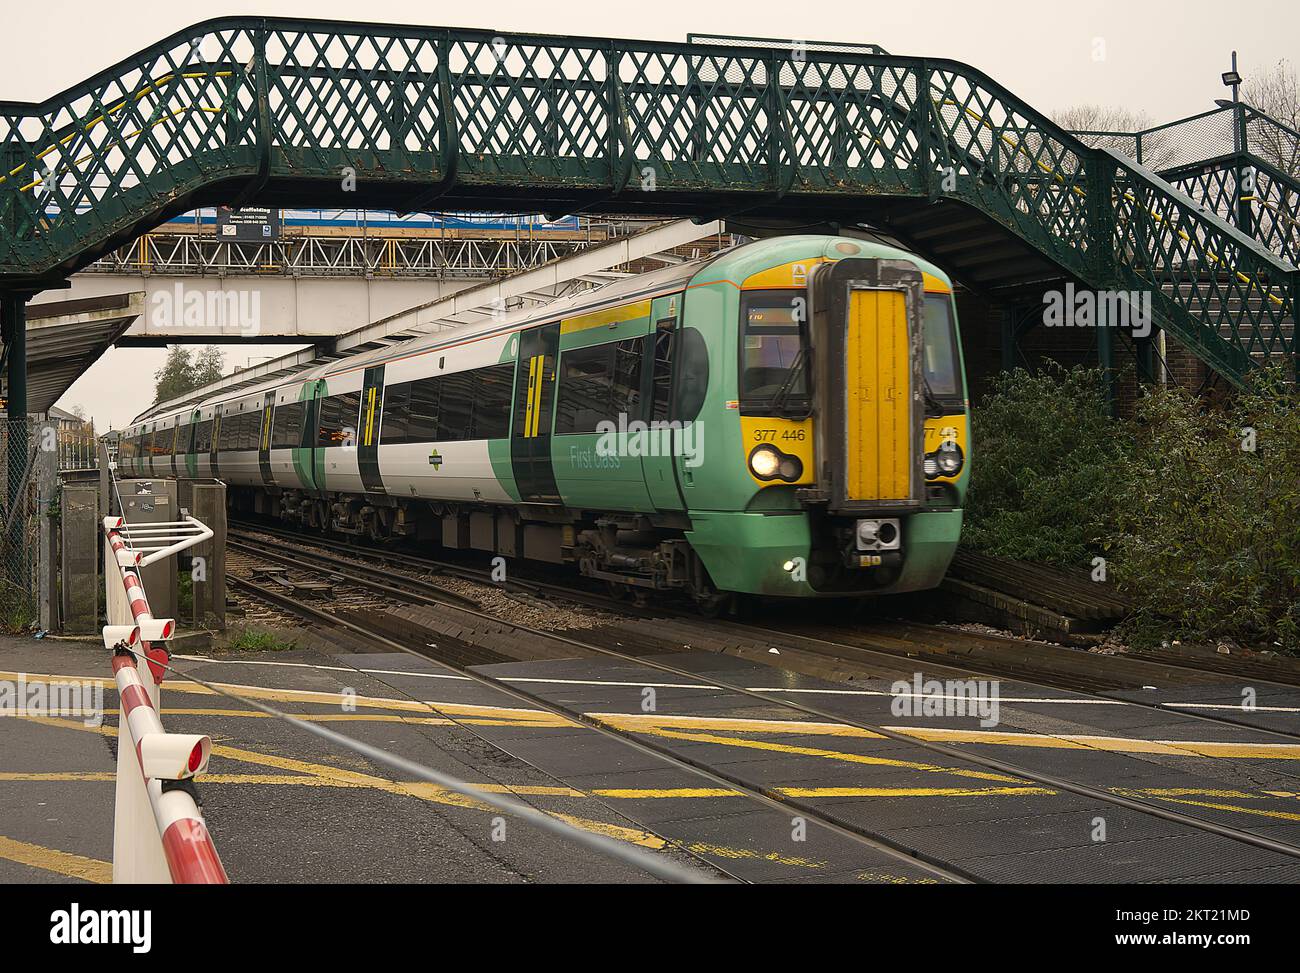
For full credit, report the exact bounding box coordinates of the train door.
[641,293,688,512]
[168,422,179,478]
[810,258,924,512]
[358,365,386,494]
[185,411,199,478]
[257,390,275,486]
[294,380,326,495]
[209,405,222,480]
[510,323,561,503]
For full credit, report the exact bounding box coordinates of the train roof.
[131,252,721,429]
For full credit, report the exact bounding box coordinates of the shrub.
[963,364,1300,653]
[963,365,1131,568]
[1111,374,1300,651]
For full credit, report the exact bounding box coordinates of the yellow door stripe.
[364,386,377,446]
[523,355,539,438]
[529,354,545,437]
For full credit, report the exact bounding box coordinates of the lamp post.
[1219,53,1251,231]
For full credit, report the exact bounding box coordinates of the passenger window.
[555,344,612,434]
[380,383,411,443]
[271,402,305,449]
[437,372,473,441]
[555,339,644,434]
[408,377,440,442]
[650,321,675,422]
[317,391,361,446]
[473,364,514,440]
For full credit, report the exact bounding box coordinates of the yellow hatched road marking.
[682,843,821,868]
[592,711,884,737]
[603,719,1030,784]
[0,670,573,724]
[776,785,1053,798]
[889,725,1300,761]
[8,770,1296,816]
[12,714,844,866]
[18,713,666,850]
[0,834,111,883]
[1115,791,1300,823]
[155,708,554,729]
[12,670,1300,761]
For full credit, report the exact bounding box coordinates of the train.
[119,235,971,610]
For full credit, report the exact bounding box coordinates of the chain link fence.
[1071,104,1300,178]
[0,418,40,629]
[1070,106,1236,171]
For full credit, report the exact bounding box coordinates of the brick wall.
[955,287,1214,415]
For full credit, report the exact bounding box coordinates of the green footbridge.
[1,17,1297,394]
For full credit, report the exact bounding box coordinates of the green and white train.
[121,235,970,608]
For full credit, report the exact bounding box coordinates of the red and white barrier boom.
[103,515,227,884]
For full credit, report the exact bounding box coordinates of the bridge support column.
[1096,302,1115,415]
[1134,330,1156,386]
[1000,306,1018,372]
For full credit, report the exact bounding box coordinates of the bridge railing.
[1073,104,1300,272]
[1,18,1296,382]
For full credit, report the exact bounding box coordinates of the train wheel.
[692,591,733,618]
[729,594,755,621]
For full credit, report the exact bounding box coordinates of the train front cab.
[807,256,967,594]
[689,249,968,599]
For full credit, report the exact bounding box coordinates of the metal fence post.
[36,420,56,630]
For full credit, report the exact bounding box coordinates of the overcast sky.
[6,0,1298,429]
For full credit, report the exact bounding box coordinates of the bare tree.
[1243,59,1300,176]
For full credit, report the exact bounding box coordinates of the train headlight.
[936,441,964,475]
[749,445,782,479]
[748,445,803,483]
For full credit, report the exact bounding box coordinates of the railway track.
[224,521,1300,878]
[227,519,1300,697]
[224,566,973,884]
[228,522,1300,748]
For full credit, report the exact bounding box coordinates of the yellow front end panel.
[845,289,911,501]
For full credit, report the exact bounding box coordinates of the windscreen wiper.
[768,348,810,418]
[921,371,945,417]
